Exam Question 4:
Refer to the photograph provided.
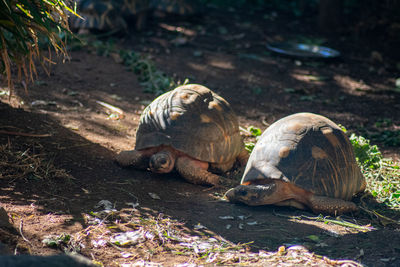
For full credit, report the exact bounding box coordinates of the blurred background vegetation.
[1,0,399,91]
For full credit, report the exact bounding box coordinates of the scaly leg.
[115,150,149,170]
[308,195,358,215]
[175,156,225,186]
[237,148,249,167]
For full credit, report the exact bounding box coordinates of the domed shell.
[135,84,243,164]
[242,113,366,201]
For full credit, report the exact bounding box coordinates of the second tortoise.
[225,112,366,215]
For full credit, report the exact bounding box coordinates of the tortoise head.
[149,150,176,173]
[224,183,278,206]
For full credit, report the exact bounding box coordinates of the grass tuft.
[240,125,262,153]
[343,127,400,211]
[0,143,72,180]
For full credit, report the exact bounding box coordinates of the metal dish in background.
[266,42,340,58]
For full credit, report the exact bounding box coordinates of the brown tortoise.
[225,112,366,215]
[116,84,248,185]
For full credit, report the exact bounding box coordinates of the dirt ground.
[1,5,400,267]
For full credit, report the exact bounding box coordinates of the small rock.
[218,216,234,220]
[148,192,161,200]
[95,200,113,210]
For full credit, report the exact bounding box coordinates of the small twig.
[262,118,270,127]
[273,210,302,220]
[0,130,51,137]
[359,206,400,226]
[57,143,91,150]
[107,241,125,252]
[247,228,272,232]
[312,216,375,231]
[239,126,251,135]
[19,219,33,246]
[43,191,72,200]
[273,211,375,231]
[96,100,124,116]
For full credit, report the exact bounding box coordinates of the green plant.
[343,127,400,210]
[349,133,383,170]
[42,233,71,248]
[120,49,188,95]
[369,130,400,147]
[70,37,188,95]
[241,125,262,153]
[0,0,79,91]
[356,118,400,147]
[375,118,393,128]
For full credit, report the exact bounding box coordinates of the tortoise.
[69,0,202,32]
[115,84,248,186]
[225,112,366,215]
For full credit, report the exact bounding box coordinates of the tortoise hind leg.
[210,160,235,173]
[308,195,358,215]
[115,150,150,170]
[280,182,358,215]
[237,148,249,167]
[176,156,226,186]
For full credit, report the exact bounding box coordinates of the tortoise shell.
[135,84,243,164]
[242,112,366,201]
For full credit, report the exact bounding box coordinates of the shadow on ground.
[0,100,399,266]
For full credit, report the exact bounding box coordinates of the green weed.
[68,36,187,95]
[368,130,400,147]
[348,133,383,170]
[240,126,262,153]
[342,127,400,210]
[42,233,71,248]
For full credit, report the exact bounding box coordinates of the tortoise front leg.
[115,150,149,170]
[175,157,226,186]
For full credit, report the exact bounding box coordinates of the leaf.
[284,88,296,93]
[245,142,255,153]
[306,235,320,242]
[396,78,400,88]
[148,192,161,200]
[248,126,262,137]
[219,216,235,220]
